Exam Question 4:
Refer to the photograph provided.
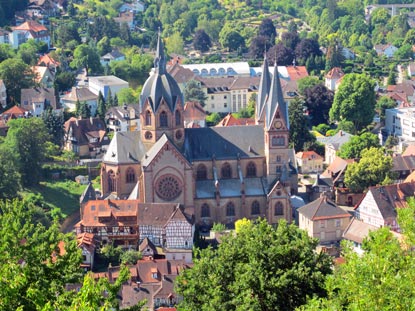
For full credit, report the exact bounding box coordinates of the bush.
[211,222,226,232]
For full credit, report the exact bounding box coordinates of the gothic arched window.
[201,204,210,218]
[196,164,207,180]
[226,202,235,217]
[145,110,151,126]
[251,201,260,215]
[221,162,232,179]
[126,167,135,183]
[246,162,256,177]
[160,111,168,127]
[108,170,116,192]
[274,201,284,216]
[175,110,181,126]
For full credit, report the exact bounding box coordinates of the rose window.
[155,175,182,201]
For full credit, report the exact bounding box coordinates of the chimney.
[339,130,343,136]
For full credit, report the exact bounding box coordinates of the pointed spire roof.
[265,59,288,130]
[256,53,271,122]
[154,28,166,74]
[80,182,96,204]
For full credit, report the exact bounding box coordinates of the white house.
[21,87,58,117]
[61,87,98,116]
[325,67,344,92]
[374,44,398,58]
[10,20,50,49]
[385,106,415,143]
[88,75,129,100]
[0,79,6,108]
[105,104,140,132]
[0,28,10,45]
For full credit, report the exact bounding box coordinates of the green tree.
[184,80,208,106]
[78,101,91,119]
[117,87,137,106]
[166,32,185,55]
[289,98,316,151]
[54,71,76,93]
[258,18,276,43]
[70,44,102,75]
[42,107,64,146]
[387,70,397,85]
[344,147,392,193]
[193,29,211,52]
[329,73,376,133]
[0,58,34,104]
[220,30,245,52]
[176,219,332,311]
[300,201,415,310]
[304,84,334,126]
[97,91,107,121]
[297,76,320,95]
[121,250,142,265]
[4,118,50,186]
[206,112,221,125]
[376,96,396,121]
[0,144,21,199]
[0,200,83,311]
[337,132,380,159]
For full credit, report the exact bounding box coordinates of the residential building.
[100,50,126,66]
[88,75,129,100]
[385,106,415,144]
[119,0,145,13]
[317,130,353,165]
[325,67,344,92]
[374,44,398,58]
[114,11,135,29]
[0,79,6,108]
[64,117,109,157]
[408,62,415,77]
[105,104,140,132]
[295,150,324,174]
[32,66,55,88]
[392,154,415,181]
[118,258,191,310]
[21,87,58,116]
[298,194,351,245]
[183,101,206,128]
[215,113,255,127]
[343,218,378,255]
[77,232,96,271]
[37,53,60,72]
[354,182,415,232]
[386,80,415,103]
[10,20,50,49]
[0,28,10,45]
[60,87,98,115]
[99,33,298,229]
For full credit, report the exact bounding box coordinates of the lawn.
[22,180,87,218]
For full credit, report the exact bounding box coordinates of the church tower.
[261,60,292,186]
[256,53,271,124]
[139,30,185,150]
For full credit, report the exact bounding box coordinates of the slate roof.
[138,203,181,226]
[257,55,270,121]
[103,131,147,165]
[139,237,158,254]
[101,50,125,60]
[195,177,266,199]
[392,154,415,172]
[298,195,351,220]
[317,130,353,149]
[61,87,98,102]
[105,104,140,122]
[21,87,58,110]
[64,117,107,146]
[80,182,96,204]
[343,218,378,244]
[360,182,415,219]
[183,125,265,161]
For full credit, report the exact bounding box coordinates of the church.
[100,33,298,229]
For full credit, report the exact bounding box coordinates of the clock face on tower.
[274,120,282,129]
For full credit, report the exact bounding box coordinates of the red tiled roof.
[38,53,60,67]
[326,67,344,79]
[216,114,255,127]
[295,150,323,160]
[183,101,206,120]
[286,66,309,81]
[13,20,47,32]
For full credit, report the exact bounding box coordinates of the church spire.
[256,52,271,123]
[265,57,288,130]
[154,28,166,74]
